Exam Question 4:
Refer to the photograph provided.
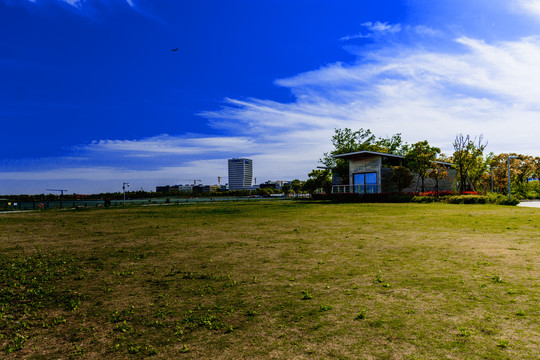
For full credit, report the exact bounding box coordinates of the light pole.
[507,156,518,200]
[490,166,498,193]
[123,182,130,204]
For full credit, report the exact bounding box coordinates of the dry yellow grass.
[0,201,539,359]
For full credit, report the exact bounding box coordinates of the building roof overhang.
[331,150,454,166]
[332,150,404,160]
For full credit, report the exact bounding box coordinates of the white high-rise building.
[228,158,253,190]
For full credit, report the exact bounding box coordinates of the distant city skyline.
[3,0,540,194]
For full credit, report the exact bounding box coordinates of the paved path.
[517,201,540,208]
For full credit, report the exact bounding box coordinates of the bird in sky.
[171,48,179,52]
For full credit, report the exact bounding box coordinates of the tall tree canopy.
[428,163,449,197]
[391,166,414,194]
[489,153,540,195]
[452,134,487,193]
[303,169,332,194]
[405,141,441,192]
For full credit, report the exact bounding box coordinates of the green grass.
[0,201,539,359]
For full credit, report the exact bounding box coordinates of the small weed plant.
[355,309,367,320]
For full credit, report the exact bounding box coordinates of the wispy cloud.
[517,0,540,17]
[362,21,402,33]
[83,134,256,156]
[204,35,540,159]
[5,0,137,11]
[62,0,82,7]
[341,21,402,41]
[340,33,371,41]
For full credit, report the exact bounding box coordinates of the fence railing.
[331,184,379,194]
[0,196,299,211]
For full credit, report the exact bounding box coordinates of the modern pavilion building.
[331,151,455,194]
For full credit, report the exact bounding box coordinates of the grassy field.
[0,201,539,359]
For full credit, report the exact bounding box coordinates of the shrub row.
[444,195,488,204]
[326,192,519,205]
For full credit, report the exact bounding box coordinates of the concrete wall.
[349,156,382,192]
[382,167,457,193]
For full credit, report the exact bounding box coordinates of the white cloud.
[340,33,371,41]
[362,21,402,33]
[203,35,540,158]
[62,0,82,7]
[517,0,540,17]
[341,21,402,41]
[84,134,256,156]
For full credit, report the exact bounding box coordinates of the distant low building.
[260,180,288,190]
[259,182,277,189]
[193,185,221,193]
[156,185,173,193]
[156,184,195,193]
[177,185,196,192]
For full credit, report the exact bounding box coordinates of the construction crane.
[46,189,68,196]
[182,179,202,185]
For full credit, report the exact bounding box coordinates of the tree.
[428,163,448,198]
[321,128,377,183]
[289,179,303,193]
[375,133,409,156]
[405,141,441,192]
[391,166,413,194]
[491,153,540,196]
[452,134,487,193]
[468,153,489,192]
[321,128,408,184]
[531,157,540,179]
[303,169,332,195]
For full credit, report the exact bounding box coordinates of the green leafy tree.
[321,128,376,183]
[490,153,539,196]
[376,133,409,156]
[514,156,535,190]
[391,166,413,194]
[531,157,540,179]
[467,154,490,193]
[303,169,332,194]
[290,179,303,193]
[452,134,487,193]
[259,188,272,197]
[428,163,448,198]
[405,141,441,192]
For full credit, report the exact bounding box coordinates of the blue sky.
[2,0,540,194]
